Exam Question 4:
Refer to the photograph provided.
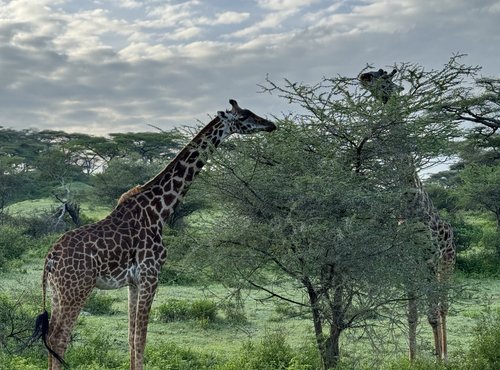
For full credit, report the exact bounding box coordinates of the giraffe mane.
[117,185,143,205]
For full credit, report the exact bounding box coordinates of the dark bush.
[146,341,220,370]
[155,299,218,323]
[65,324,126,369]
[465,311,500,370]
[0,225,33,268]
[157,265,198,285]
[83,291,117,315]
[221,331,299,370]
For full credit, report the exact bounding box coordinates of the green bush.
[0,354,45,370]
[0,225,33,268]
[380,357,453,370]
[220,301,247,324]
[190,300,218,322]
[0,290,47,369]
[157,265,198,285]
[220,331,312,370]
[457,250,500,277]
[83,291,117,315]
[65,325,127,370]
[146,341,220,370]
[465,311,500,370]
[24,233,60,259]
[0,292,38,351]
[156,299,218,323]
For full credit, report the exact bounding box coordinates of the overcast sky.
[1,0,498,135]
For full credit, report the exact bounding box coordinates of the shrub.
[457,250,500,277]
[465,311,500,370]
[0,225,33,268]
[83,291,117,315]
[190,300,218,322]
[0,291,38,351]
[146,341,220,370]
[0,354,45,370]
[156,299,218,323]
[65,324,127,369]
[157,265,198,285]
[220,331,311,370]
[220,301,247,324]
[380,357,452,370]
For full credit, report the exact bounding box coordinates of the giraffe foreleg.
[440,306,448,361]
[132,282,159,370]
[128,285,139,370]
[426,300,443,360]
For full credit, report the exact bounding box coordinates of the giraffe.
[32,99,276,370]
[358,68,455,360]
[402,165,456,361]
[358,68,403,104]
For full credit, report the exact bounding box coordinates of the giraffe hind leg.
[47,285,94,369]
[31,310,67,368]
[427,302,443,360]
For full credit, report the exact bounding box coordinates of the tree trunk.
[407,290,418,361]
[323,281,344,369]
[324,324,342,369]
[304,279,326,369]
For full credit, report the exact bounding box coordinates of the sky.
[0,0,499,135]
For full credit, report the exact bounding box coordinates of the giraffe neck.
[403,174,434,226]
[119,116,231,225]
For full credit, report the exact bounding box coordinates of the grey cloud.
[0,0,498,135]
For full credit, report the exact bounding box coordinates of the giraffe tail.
[29,261,69,368]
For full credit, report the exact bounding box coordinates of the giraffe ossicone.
[33,99,275,370]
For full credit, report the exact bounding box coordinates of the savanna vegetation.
[0,55,499,369]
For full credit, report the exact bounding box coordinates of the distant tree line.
[0,128,185,212]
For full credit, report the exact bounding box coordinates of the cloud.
[0,0,498,136]
[257,0,320,11]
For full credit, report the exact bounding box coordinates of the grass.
[5,198,111,221]
[2,203,498,368]
[2,256,499,369]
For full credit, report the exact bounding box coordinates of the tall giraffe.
[32,99,276,370]
[359,69,456,360]
[401,162,456,361]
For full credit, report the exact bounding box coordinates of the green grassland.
[5,198,111,221]
[1,199,499,369]
[1,256,499,369]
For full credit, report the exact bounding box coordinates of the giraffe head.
[217,99,276,134]
[359,68,403,103]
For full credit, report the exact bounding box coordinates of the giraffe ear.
[217,111,226,119]
[228,99,242,114]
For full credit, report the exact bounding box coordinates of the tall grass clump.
[83,291,118,315]
[0,225,33,269]
[220,331,318,370]
[155,299,218,323]
[65,324,127,370]
[146,341,220,370]
[464,310,500,370]
[0,291,47,369]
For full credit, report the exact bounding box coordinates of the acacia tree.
[188,56,487,368]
